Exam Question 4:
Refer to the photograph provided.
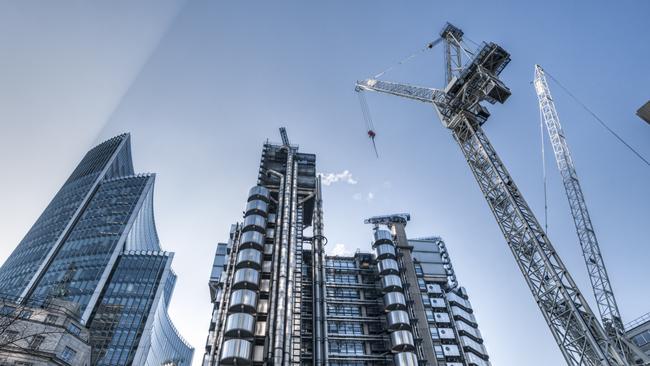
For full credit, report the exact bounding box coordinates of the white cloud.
[320,170,358,186]
[367,192,374,201]
[352,193,363,201]
[330,243,353,256]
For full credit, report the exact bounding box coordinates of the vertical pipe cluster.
[220,186,270,365]
[273,152,294,366]
[374,227,418,366]
[312,177,328,366]
[283,159,298,366]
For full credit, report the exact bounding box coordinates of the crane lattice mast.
[534,65,648,364]
[355,23,628,366]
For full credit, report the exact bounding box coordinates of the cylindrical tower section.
[220,185,269,365]
[372,227,418,366]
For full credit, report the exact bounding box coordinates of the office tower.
[0,134,193,365]
[203,131,491,366]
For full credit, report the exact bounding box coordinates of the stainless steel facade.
[203,134,491,366]
[0,134,193,365]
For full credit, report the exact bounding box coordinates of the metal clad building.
[203,132,491,366]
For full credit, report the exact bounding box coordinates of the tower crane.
[534,65,650,364]
[355,23,629,366]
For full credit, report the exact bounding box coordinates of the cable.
[539,105,549,234]
[373,38,442,79]
[545,71,650,168]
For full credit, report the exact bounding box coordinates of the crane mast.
[534,65,648,364]
[356,24,628,366]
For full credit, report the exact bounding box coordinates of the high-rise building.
[203,131,491,366]
[0,134,194,365]
[625,313,650,360]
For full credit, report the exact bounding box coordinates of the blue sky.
[0,1,649,365]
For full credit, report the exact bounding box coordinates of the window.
[327,304,361,316]
[326,273,358,284]
[426,309,435,322]
[633,330,650,347]
[45,314,59,324]
[417,278,426,290]
[326,259,356,269]
[430,326,439,340]
[0,305,16,315]
[421,294,430,306]
[414,264,423,276]
[327,288,360,299]
[29,335,45,350]
[67,322,82,336]
[329,340,365,355]
[60,346,77,363]
[328,321,363,335]
[434,345,444,359]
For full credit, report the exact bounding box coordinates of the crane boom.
[356,25,628,366]
[534,65,648,364]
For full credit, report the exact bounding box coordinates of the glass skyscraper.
[203,131,491,366]
[0,133,193,365]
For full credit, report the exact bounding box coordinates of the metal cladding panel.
[257,299,269,314]
[242,215,266,233]
[240,231,264,251]
[220,339,252,365]
[466,352,491,366]
[447,291,472,310]
[232,268,260,290]
[236,249,263,270]
[262,261,272,273]
[430,298,446,309]
[255,321,267,337]
[263,244,273,255]
[442,344,461,357]
[381,275,403,292]
[375,244,397,260]
[252,345,265,362]
[378,258,400,275]
[438,328,455,339]
[387,310,411,331]
[224,313,255,337]
[427,283,442,294]
[390,330,416,352]
[245,199,268,217]
[434,312,451,323]
[393,352,418,366]
[229,290,258,313]
[248,186,270,203]
[384,292,407,311]
[452,306,476,324]
[373,229,394,245]
[461,335,488,356]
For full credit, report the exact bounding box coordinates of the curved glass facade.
[0,134,132,299]
[30,175,153,313]
[139,289,194,366]
[0,134,193,365]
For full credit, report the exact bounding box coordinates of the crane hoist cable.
[357,92,379,157]
[545,70,650,168]
[359,38,444,157]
